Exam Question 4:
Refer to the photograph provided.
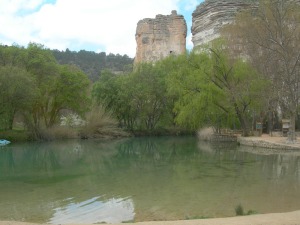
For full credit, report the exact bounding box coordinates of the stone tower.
[134,10,187,64]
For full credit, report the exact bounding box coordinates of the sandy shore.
[238,134,300,150]
[1,210,300,225]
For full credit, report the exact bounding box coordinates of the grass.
[235,204,258,216]
[0,129,31,142]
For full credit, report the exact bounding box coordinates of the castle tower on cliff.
[134,10,187,64]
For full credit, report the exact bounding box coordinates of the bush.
[235,204,244,216]
[79,106,130,139]
[235,204,258,216]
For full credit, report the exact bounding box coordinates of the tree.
[165,46,266,135]
[92,70,138,129]
[222,0,300,141]
[209,43,267,136]
[0,44,25,67]
[93,64,171,131]
[23,43,90,133]
[46,64,91,127]
[0,66,36,130]
[165,52,221,131]
[130,63,169,130]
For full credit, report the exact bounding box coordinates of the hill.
[51,49,133,81]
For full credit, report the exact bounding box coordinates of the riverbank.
[1,210,300,225]
[238,134,300,150]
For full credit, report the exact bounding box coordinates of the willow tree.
[222,0,300,141]
[165,52,222,131]
[209,44,267,136]
[165,45,266,135]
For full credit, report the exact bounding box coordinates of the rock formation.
[134,10,187,64]
[191,0,258,47]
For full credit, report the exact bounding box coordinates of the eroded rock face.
[192,0,258,47]
[134,10,187,64]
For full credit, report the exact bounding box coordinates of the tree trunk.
[267,109,273,135]
[287,111,297,143]
[234,103,250,136]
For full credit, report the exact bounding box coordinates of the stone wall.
[134,10,187,64]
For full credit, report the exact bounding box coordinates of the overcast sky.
[0,0,203,57]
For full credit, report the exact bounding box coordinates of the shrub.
[79,106,130,139]
[235,204,244,216]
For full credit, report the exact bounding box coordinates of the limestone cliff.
[134,10,187,64]
[192,0,258,47]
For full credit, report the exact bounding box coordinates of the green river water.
[0,136,300,224]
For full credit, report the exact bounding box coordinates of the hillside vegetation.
[52,49,133,81]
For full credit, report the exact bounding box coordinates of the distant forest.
[51,49,134,81]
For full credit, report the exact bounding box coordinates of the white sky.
[0,0,203,57]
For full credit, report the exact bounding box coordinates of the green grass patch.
[0,129,31,142]
[235,204,258,216]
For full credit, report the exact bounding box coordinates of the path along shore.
[237,133,300,150]
[1,210,300,225]
[3,134,300,225]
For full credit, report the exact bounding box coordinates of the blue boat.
[0,139,11,146]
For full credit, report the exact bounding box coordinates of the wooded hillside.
[52,49,133,81]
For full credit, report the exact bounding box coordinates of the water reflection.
[0,137,300,223]
[49,196,134,224]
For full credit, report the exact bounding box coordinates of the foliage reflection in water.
[0,137,300,224]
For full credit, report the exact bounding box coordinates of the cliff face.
[134,10,187,64]
[192,0,258,47]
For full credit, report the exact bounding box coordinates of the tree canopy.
[0,43,91,139]
[222,0,300,141]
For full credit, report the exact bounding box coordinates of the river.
[0,136,300,224]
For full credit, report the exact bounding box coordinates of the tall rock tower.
[134,10,187,64]
[192,0,258,47]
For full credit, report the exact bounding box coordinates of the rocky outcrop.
[192,0,258,47]
[134,10,187,64]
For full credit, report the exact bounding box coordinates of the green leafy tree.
[209,44,267,136]
[130,63,170,130]
[0,66,36,130]
[93,64,172,131]
[165,51,231,131]
[20,43,91,135]
[93,70,139,130]
[47,64,91,127]
[23,43,60,129]
[166,45,266,135]
[222,0,300,141]
[0,44,25,67]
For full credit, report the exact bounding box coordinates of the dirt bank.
[1,210,300,225]
[238,134,300,150]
